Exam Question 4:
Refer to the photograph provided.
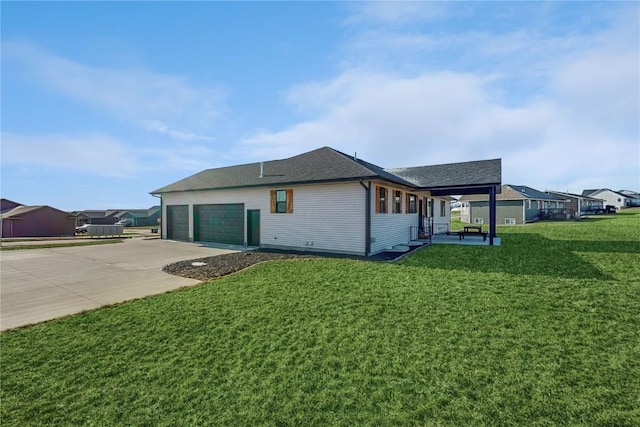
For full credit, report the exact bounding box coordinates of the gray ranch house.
[151,147,502,256]
[460,184,566,225]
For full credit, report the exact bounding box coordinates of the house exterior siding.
[369,187,448,252]
[587,190,631,210]
[432,198,451,234]
[119,210,161,226]
[160,182,367,255]
[370,185,417,253]
[263,183,366,255]
[471,200,524,225]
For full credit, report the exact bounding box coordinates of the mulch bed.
[162,251,316,281]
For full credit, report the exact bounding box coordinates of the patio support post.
[489,185,496,246]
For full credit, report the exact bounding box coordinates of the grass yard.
[1,210,639,426]
[0,239,123,251]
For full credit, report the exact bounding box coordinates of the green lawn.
[2,211,639,426]
[0,239,123,251]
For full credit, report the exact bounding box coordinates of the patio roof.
[386,158,501,195]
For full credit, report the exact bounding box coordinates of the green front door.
[247,209,260,246]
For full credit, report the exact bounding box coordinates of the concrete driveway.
[1,238,238,331]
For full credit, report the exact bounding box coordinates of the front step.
[386,244,410,253]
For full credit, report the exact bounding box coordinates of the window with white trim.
[474,217,485,224]
[505,218,516,225]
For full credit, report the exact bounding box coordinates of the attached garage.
[194,203,244,245]
[166,205,189,240]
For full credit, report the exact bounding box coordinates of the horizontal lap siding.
[471,200,523,225]
[161,183,366,255]
[371,213,415,253]
[370,189,433,254]
[262,183,366,255]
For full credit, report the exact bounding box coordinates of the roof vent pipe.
[260,162,264,178]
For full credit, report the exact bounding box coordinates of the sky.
[2,1,639,211]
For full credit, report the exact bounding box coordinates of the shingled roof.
[151,147,502,194]
[0,205,74,219]
[545,190,604,201]
[461,184,566,202]
[151,147,415,194]
[386,158,501,190]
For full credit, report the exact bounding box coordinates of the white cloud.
[2,131,220,178]
[1,132,139,177]
[2,41,222,141]
[244,71,551,164]
[243,5,639,191]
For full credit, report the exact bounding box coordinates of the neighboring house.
[115,206,161,226]
[72,210,119,225]
[72,207,160,226]
[582,189,639,210]
[151,147,502,256]
[460,184,566,225]
[1,204,76,238]
[545,191,604,216]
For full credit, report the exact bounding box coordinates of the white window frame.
[473,217,485,224]
[505,218,516,225]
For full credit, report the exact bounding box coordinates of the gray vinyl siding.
[471,200,524,225]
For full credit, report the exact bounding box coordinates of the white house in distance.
[582,189,640,210]
[151,147,502,256]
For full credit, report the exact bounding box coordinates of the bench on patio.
[458,226,488,241]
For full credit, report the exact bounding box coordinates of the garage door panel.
[167,205,189,240]
[194,204,244,245]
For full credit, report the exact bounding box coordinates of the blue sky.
[2,1,638,211]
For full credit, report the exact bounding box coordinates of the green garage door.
[167,205,189,240]
[194,204,244,245]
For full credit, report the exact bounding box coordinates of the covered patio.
[387,158,502,246]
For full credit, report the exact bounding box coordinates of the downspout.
[359,180,371,256]
[152,193,163,239]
